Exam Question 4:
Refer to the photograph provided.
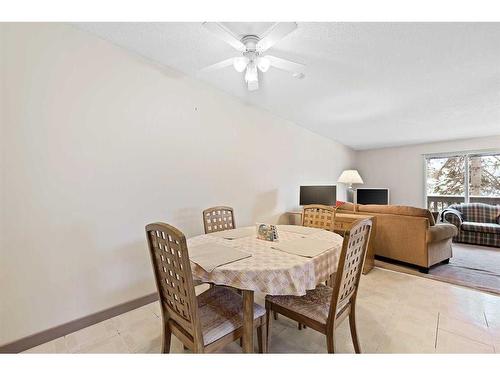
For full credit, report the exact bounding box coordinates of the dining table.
[187,225,344,353]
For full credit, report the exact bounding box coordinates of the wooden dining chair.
[272,204,337,328]
[146,222,267,353]
[302,204,336,231]
[202,206,235,234]
[303,204,337,290]
[265,218,372,353]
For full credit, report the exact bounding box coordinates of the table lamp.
[337,170,364,211]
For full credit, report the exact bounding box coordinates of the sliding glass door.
[425,151,500,211]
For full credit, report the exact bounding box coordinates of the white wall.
[0,23,355,345]
[356,136,500,208]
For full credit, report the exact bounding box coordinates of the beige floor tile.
[20,267,500,354]
[268,326,325,353]
[437,303,488,327]
[146,301,161,318]
[168,332,260,354]
[358,290,398,312]
[113,304,159,333]
[64,319,120,352]
[76,334,130,353]
[332,322,356,353]
[168,335,189,353]
[334,319,382,353]
[216,341,247,354]
[436,329,495,353]
[119,316,163,353]
[438,313,494,346]
[484,302,500,329]
[24,337,68,354]
[375,333,435,353]
[269,314,305,335]
[354,306,392,352]
[376,316,437,353]
[392,303,439,326]
[137,337,163,354]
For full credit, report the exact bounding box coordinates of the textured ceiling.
[75,23,500,150]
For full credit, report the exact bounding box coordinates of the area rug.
[375,243,500,295]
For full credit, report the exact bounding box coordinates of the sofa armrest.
[442,208,463,228]
[426,223,458,243]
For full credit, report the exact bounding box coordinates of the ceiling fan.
[201,22,305,91]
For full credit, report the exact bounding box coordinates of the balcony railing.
[427,195,500,212]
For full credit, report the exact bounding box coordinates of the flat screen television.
[356,188,390,205]
[299,185,336,206]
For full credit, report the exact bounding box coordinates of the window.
[425,151,500,211]
[468,154,500,202]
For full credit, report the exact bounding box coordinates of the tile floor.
[24,268,500,353]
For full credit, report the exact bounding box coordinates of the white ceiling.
[75,23,500,150]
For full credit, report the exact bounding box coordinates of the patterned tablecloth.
[188,226,343,296]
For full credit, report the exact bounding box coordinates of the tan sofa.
[337,203,457,272]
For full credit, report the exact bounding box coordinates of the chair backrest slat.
[202,206,235,234]
[302,204,335,231]
[145,223,203,344]
[328,218,372,326]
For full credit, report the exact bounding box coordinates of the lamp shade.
[337,170,364,185]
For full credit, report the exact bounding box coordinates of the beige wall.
[0,23,355,345]
[356,136,500,208]
[0,23,5,343]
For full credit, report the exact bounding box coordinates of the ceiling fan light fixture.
[244,63,258,83]
[201,22,305,91]
[247,80,259,91]
[256,56,271,72]
[233,56,249,72]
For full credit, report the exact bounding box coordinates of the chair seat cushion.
[461,221,500,234]
[197,286,265,346]
[266,284,334,325]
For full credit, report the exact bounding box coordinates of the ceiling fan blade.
[201,58,235,72]
[256,22,298,52]
[265,55,305,76]
[202,22,246,52]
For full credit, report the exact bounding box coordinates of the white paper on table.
[271,238,335,258]
[189,242,251,272]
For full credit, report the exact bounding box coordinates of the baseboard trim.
[0,292,159,354]
[374,255,426,272]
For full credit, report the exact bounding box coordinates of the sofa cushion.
[461,221,500,235]
[427,223,458,243]
[449,203,500,224]
[342,203,436,226]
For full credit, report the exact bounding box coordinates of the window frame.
[423,148,500,208]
